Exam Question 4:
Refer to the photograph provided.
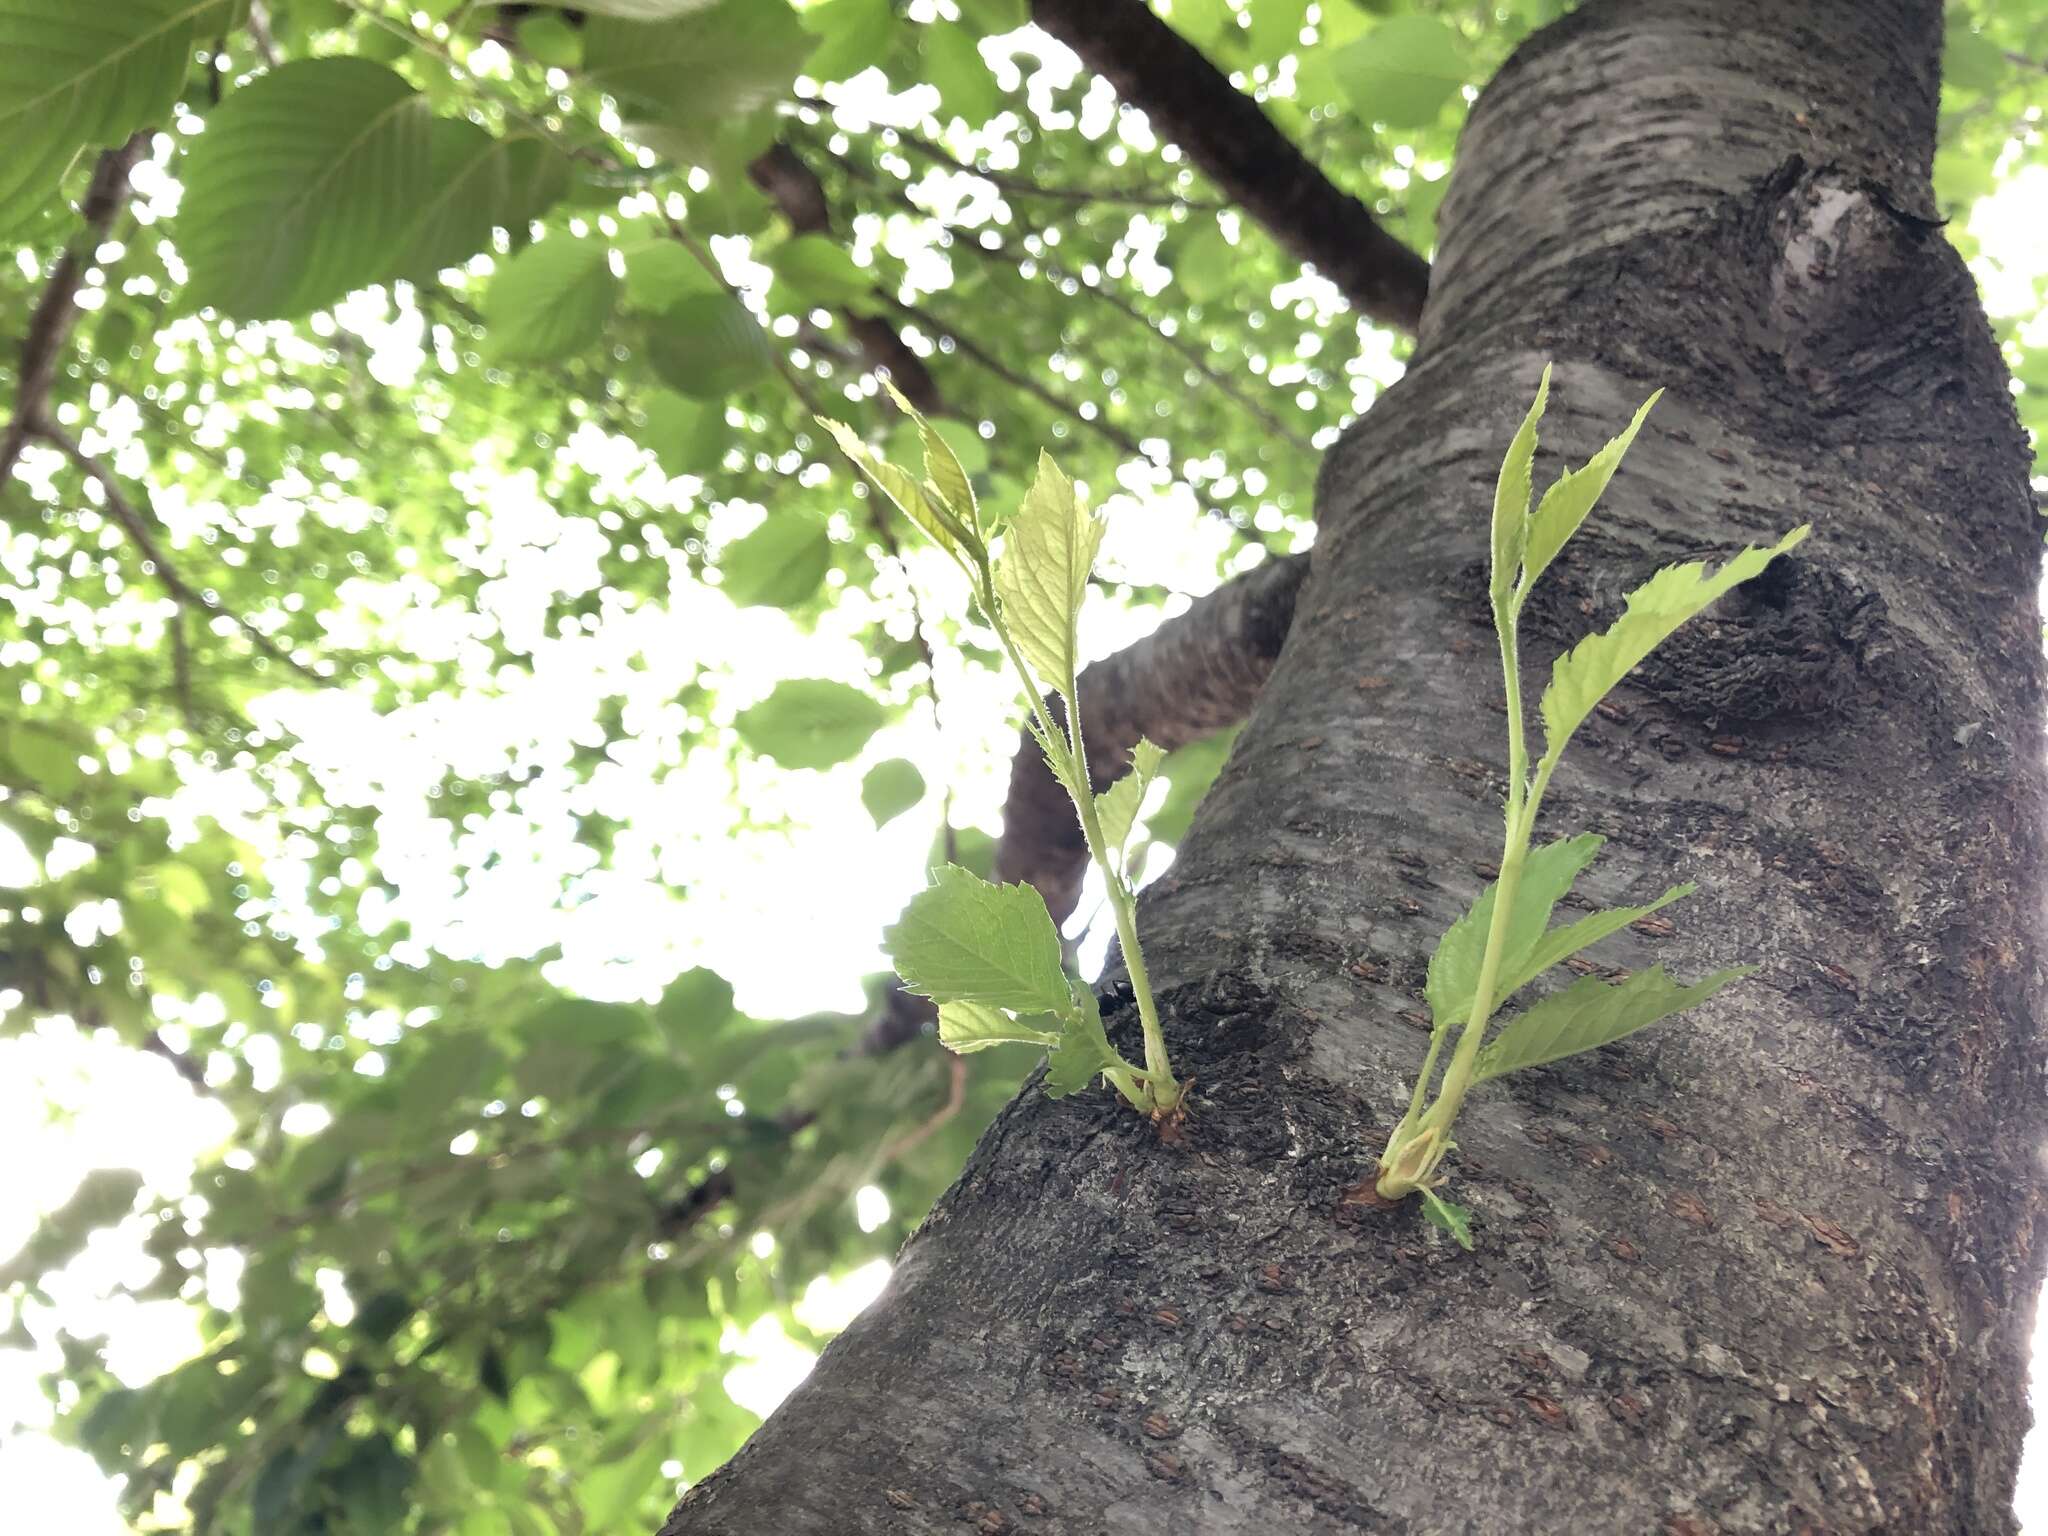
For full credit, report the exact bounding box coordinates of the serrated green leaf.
[718,515,832,609]
[1330,16,1468,129]
[584,0,809,156]
[404,131,571,280]
[882,380,976,533]
[645,293,773,400]
[1493,883,1694,1004]
[884,864,1069,1013]
[484,237,619,362]
[935,999,1058,1054]
[1539,526,1810,764]
[1491,364,1549,606]
[178,59,569,318]
[1474,964,1753,1083]
[1044,988,1121,1097]
[1419,1188,1473,1249]
[994,451,1103,695]
[735,678,886,769]
[1094,738,1166,867]
[860,757,926,827]
[1427,834,1604,1027]
[815,418,973,557]
[769,233,872,308]
[1023,711,1085,802]
[0,0,244,234]
[1519,390,1660,597]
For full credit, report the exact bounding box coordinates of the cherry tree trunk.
[662,0,2045,1529]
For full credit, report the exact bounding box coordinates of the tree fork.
[662,1,2044,1529]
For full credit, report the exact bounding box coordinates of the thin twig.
[0,134,150,488]
[795,96,1224,211]
[828,153,1314,452]
[244,1,282,66]
[38,425,324,684]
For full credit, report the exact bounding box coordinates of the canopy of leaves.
[0,0,2037,1531]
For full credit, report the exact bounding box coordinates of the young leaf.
[882,379,977,534]
[1518,390,1661,596]
[1043,988,1123,1098]
[1426,834,1605,1027]
[718,515,833,609]
[1419,1188,1474,1250]
[885,864,1071,1014]
[1473,964,1754,1083]
[1024,712,1085,802]
[993,451,1104,695]
[860,758,927,827]
[1539,526,1809,763]
[735,678,886,769]
[815,418,973,558]
[1491,364,1549,607]
[484,237,620,363]
[1093,739,1167,868]
[936,1000,1059,1054]
[1491,883,1695,1006]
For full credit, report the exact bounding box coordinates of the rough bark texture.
[663,1,2045,1531]
[998,552,1309,924]
[1029,0,1430,333]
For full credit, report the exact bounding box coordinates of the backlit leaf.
[1426,834,1604,1027]
[936,999,1058,1054]
[1518,389,1660,597]
[884,864,1070,1014]
[861,757,927,827]
[1539,527,1810,763]
[1474,964,1753,1082]
[735,678,887,769]
[1490,363,1548,606]
[993,451,1103,695]
[484,237,619,362]
[0,0,242,233]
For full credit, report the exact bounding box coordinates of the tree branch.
[0,133,150,489]
[38,425,323,684]
[1029,0,1430,332]
[997,550,1309,922]
[748,142,943,415]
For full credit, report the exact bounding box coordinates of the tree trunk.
[661,1,2045,1530]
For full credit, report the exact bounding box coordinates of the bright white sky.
[2,38,2046,1536]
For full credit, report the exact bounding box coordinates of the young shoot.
[1378,366,1807,1245]
[816,386,1186,1122]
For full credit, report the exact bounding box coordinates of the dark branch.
[1029,0,1430,332]
[748,142,943,415]
[997,550,1310,922]
[0,134,149,488]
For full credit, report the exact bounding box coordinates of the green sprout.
[1376,367,1807,1245]
[817,386,1185,1122]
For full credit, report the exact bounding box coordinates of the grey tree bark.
[662,0,2046,1530]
